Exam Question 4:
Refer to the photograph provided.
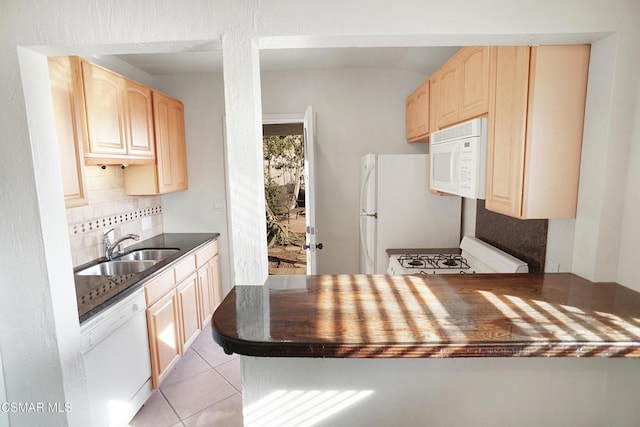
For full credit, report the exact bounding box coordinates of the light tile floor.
[129,324,243,427]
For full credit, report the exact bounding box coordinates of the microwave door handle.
[450,145,460,189]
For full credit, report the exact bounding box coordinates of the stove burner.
[397,254,426,269]
[442,258,459,267]
[430,254,470,270]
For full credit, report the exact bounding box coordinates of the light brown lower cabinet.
[211,254,223,309]
[177,273,201,351]
[195,240,222,325]
[145,240,222,389]
[197,262,214,326]
[146,290,181,389]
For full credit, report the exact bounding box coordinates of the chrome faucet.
[103,228,140,260]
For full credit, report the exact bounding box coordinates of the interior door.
[303,106,318,274]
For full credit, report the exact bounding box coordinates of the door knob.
[303,243,324,250]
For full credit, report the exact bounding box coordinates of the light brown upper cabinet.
[124,91,188,195]
[124,80,156,158]
[429,70,440,134]
[81,60,155,164]
[437,54,462,129]
[405,79,430,142]
[459,47,492,120]
[48,56,88,208]
[485,45,590,219]
[428,46,492,132]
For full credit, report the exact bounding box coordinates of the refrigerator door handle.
[359,215,374,266]
[360,164,375,214]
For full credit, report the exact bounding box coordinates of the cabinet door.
[406,80,429,142]
[81,61,127,157]
[147,290,181,389]
[154,92,188,193]
[405,92,417,141]
[429,71,440,132]
[124,80,155,160]
[48,56,87,208]
[177,273,200,351]
[459,46,491,121]
[197,263,214,326]
[522,45,590,218]
[169,100,188,191]
[412,80,429,141]
[486,46,530,218]
[211,254,223,309]
[438,57,461,128]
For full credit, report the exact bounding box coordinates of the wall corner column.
[222,32,269,286]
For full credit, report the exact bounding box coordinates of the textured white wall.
[222,33,270,285]
[0,350,7,427]
[261,68,428,273]
[12,48,89,427]
[2,1,639,425]
[153,72,233,294]
[242,356,639,426]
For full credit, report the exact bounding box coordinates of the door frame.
[263,111,317,274]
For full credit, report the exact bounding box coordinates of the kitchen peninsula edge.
[75,232,219,322]
[212,273,640,358]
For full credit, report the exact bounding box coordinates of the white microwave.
[429,117,487,199]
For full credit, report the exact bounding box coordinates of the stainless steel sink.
[76,260,158,276]
[116,248,179,262]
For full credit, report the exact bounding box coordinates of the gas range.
[389,253,474,275]
[387,236,529,275]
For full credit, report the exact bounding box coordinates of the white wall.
[616,83,640,291]
[0,350,7,427]
[153,72,233,294]
[242,356,640,427]
[261,68,428,273]
[2,1,639,425]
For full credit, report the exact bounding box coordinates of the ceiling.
[114,46,461,76]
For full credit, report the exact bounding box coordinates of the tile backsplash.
[66,165,163,267]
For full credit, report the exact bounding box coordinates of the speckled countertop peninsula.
[213,273,640,358]
[75,233,218,323]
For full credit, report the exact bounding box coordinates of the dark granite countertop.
[212,273,640,358]
[76,233,219,323]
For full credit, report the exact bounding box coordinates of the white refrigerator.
[359,153,462,274]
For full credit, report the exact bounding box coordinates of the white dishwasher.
[80,287,152,427]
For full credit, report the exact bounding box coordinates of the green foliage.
[264,135,304,247]
[263,135,303,170]
[265,201,289,248]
